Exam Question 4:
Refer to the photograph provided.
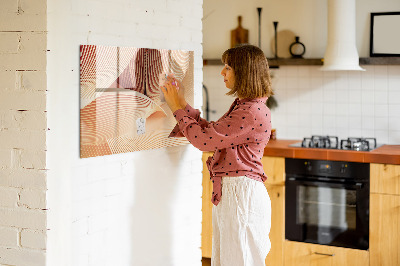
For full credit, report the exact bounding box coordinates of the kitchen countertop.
[263,139,400,165]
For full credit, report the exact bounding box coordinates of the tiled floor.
[202,257,211,266]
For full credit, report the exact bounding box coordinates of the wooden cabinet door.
[370,163,400,195]
[264,184,284,266]
[262,156,285,265]
[370,193,400,266]
[262,156,285,186]
[284,241,369,266]
[201,152,213,258]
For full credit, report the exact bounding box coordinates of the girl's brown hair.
[221,44,273,99]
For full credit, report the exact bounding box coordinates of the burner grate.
[301,135,339,149]
[296,136,378,151]
[340,137,377,151]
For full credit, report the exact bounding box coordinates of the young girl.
[162,44,273,266]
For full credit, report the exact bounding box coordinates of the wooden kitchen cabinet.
[370,163,400,195]
[262,156,285,266]
[284,241,369,266]
[370,163,400,266]
[261,156,285,186]
[264,184,285,266]
[370,193,400,266]
[202,152,213,258]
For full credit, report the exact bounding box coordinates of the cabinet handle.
[314,252,335,257]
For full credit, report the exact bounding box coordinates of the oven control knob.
[340,164,347,174]
[304,161,312,171]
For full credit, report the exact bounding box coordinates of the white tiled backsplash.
[203,65,400,144]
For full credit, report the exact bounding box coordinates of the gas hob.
[289,135,382,151]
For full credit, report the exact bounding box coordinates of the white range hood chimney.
[320,0,365,71]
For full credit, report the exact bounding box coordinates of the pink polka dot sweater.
[169,97,271,206]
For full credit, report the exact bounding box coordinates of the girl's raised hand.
[161,78,183,113]
[174,79,187,108]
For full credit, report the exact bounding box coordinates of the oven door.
[285,177,369,250]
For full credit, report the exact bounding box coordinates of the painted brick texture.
[0,0,47,32]
[21,229,47,249]
[0,227,19,247]
[2,0,205,264]
[0,0,48,265]
[46,0,203,265]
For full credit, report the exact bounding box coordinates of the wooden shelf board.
[203,58,323,67]
[268,58,323,66]
[359,57,400,65]
[203,57,400,67]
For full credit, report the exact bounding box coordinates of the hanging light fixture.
[320,0,365,71]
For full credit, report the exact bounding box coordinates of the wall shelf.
[203,58,323,67]
[359,57,400,65]
[268,58,323,67]
[203,57,400,67]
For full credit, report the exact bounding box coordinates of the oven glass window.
[297,186,356,230]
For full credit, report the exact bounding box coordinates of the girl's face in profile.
[221,64,235,90]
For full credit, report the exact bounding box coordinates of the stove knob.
[305,162,312,171]
[340,164,347,174]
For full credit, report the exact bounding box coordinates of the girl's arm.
[172,106,257,152]
[162,77,211,137]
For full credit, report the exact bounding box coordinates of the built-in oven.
[285,158,369,250]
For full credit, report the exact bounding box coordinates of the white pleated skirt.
[211,176,271,266]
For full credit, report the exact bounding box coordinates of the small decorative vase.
[289,36,306,58]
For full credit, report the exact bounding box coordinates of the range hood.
[320,0,365,71]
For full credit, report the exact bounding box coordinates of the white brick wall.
[0,0,48,265]
[0,169,47,189]
[0,247,46,266]
[0,227,19,247]
[21,229,47,250]
[47,1,203,266]
[2,0,204,263]
[0,187,19,208]
[3,0,204,264]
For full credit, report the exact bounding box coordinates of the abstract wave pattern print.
[80,45,194,158]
